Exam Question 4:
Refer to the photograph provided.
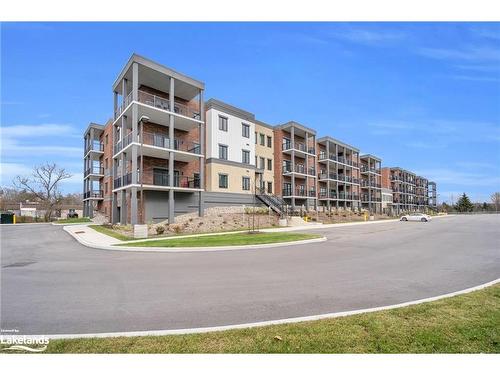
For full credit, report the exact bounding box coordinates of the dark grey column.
[291,126,295,211]
[168,77,175,224]
[130,63,139,225]
[326,141,330,211]
[305,131,309,211]
[198,90,205,217]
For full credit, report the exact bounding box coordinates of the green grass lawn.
[40,284,500,353]
[56,217,92,224]
[117,231,322,248]
[88,225,134,241]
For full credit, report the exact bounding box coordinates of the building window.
[242,149,250,164]
[267,135,272,148]
[218,144,228,160]
[104,182,108,194]
[259,157,265,170]
[104,158,108,169]
[242,123,250,138]
[267,182,273,194]
[242,176,250,191]
[218,116,228,131]
[105,134,109,145]
[259,133,265,146]
[267,158,272,171]
[255,132,257,144]
[219,174,228,189]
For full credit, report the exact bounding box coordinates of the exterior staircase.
[256,190,286,216]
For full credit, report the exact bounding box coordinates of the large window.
[218,144,228,160]
[242,123,250,138]
[259,157,265,170]
[242,176,250,191]
[219,174,228,189]
[259,133,265,146]
[267,182,273,194]
[242,149,250,164]
[267,158,272,171]
[267,135,272,148]
[218,116,228,131]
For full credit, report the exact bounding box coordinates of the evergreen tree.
[455,193,474,212]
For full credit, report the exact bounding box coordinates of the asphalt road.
[1,215,499,335]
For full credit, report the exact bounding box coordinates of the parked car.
[400,213,432,222]
[66,208,79,219]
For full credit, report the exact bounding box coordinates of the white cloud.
[330,28,406,46]
[416,46,500,62]
[0,123,77,138]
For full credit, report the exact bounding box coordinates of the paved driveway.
[1,215,499,335]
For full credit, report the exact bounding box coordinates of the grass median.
[56,217,92,224]
[40,283,499,353]
[89,225,134,241]
[117,231,322,248]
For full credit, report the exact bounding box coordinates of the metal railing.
[84,190,103,199]
[360,166,381,174]
[84,141,104,155]
[84,166,104,176]
[318,152,359,167]
[114,91,201,120]
[141,132,201,154]
[282,142,315,154]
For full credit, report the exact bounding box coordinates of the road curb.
[12,277,498,340]
[63,226,327,253]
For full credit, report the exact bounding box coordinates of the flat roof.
[83,122,105,136]
[112,53,205,92]
[254,119,274,130]
[275,121,317,135]
[317,136,359,152]
[360,154,381,162]
[205,98,255,122]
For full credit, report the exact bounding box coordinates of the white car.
[400,213,432,222]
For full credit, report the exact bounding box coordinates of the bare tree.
[491,192,500,212]
[14,163,72,221]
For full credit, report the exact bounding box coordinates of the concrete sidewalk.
[64,215,452,252]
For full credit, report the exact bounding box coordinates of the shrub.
[155,226,165,235]
[171,224,183,234]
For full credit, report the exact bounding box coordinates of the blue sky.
[1,22,499,203]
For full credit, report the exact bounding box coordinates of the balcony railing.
[282,188,315,197]
[114,132,201,155]
[84,141,104,155]
[84,166,104,177]
[360,166,381,174]
[84,190,103,199]
[318,152,359,168]
[113,171,200,189]
[361,180,382,188]
[318,173,359,184]
[319,191,337,199]
[361,196,382,202]
[114,90,201,120]
[282,142,315,154]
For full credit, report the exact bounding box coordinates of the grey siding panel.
[144,191,261,223]
[204,192,257,207]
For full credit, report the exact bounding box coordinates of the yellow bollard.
[364,212,368,221]
[13,214,16,224]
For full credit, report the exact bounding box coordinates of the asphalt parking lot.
[1,214,499,335]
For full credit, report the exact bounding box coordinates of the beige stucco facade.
[255,121,275,194]
[206,161,255,194]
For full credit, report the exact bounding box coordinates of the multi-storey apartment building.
[111,54,205,225]
[382,167,418,213]
[317,137,360,210]
[255,120,275,195]
[428,181,437,208]
[360,154,382,213]
[83,123,105,218]
[274,122,317,211]
[84,54,437,224]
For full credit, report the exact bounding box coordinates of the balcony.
[318,173,359,184]
[114,131,201,161]
[282,188,316,198]
[318,152,359,168]
[84,166,104,177]
[360,166,381,174]
[84,141,104,155]
[282,142,315,155]
[113,171,201,190]
[319,191,337,199]
[361,180,382,188]
[84,190,103,199]
[114,90,201,121]
[361,195,382,202]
